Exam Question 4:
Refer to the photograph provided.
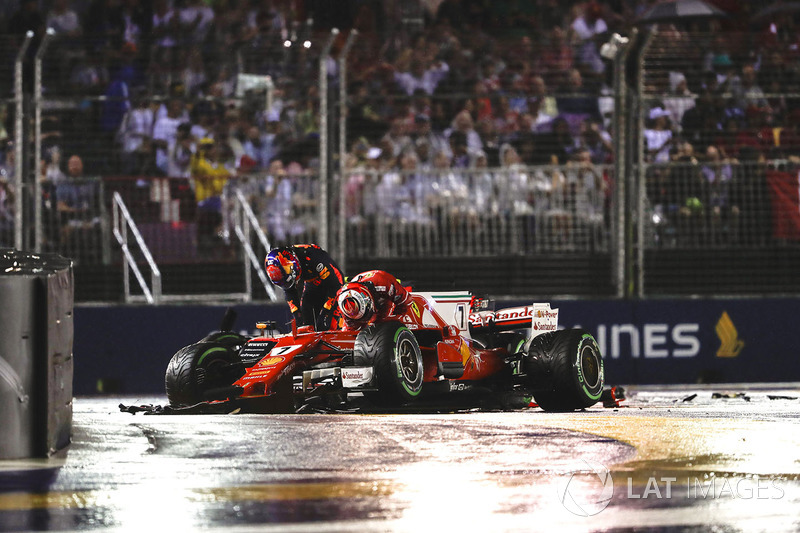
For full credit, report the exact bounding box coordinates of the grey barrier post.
[13,31,33,251]
[337,29,358,273]
[318,28,339,252]
[34,28,55,253]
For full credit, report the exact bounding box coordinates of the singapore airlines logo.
[715,311,744,358]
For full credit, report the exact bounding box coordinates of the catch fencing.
[3,25,800,302]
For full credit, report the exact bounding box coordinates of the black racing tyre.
[354,321,424,406]
[200,331,248,349]
[500,331,528,355]
[524,328,604,412]
[165,341,245,407]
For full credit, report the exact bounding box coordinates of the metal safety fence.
[3,14,800,301]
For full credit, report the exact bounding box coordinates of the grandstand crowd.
[1,0,799,256]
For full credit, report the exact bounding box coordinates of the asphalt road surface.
[1,384,799,532]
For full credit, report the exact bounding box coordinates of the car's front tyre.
[354,321,424,406]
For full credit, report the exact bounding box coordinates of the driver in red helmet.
[265,244,344,330]
[336,270,411,330]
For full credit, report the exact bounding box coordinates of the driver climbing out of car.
[336,270,411,330]
[265,244,345,330]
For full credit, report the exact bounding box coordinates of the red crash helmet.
[265,248,301,289]
[337,283,374,322]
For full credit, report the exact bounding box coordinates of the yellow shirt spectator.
[191,139,231,204]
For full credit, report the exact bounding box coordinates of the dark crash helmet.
[265,248,301,289]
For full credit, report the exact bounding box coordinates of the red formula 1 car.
[162,292,605,413]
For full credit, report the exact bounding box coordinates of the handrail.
[112,191,162,304]
[233,189,278,301]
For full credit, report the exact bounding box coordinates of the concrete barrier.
[0,249,73,459]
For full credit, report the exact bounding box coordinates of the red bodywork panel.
[232,293,512,399]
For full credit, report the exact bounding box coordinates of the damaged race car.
[160,292,605,414]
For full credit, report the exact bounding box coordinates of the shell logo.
[259,356,285,367]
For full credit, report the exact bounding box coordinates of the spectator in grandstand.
[668,141,708,245]
[431,147,470,220]
[392,58,450,96]
[475,117,501,167]
[117,88,156,174]
[152,97,188,176]
[120,0,150,50]
[398,150,436,226]
[662,72,696,128]
[528,75,559,121]
[382,117,414,159]
[261,159,300,246]
[681,92,720,153]
[189,99,221,140]
[151,0,179,60]
[570,0,607,77]
[713,115,760,161]
[348,81,388,143]
[68,46,109,95]
[177,0,215,47]
[563,146,607,248]
[46,0,82,38]
[169,122,196,178]
[242,124,277,171]
[535,116,575,165]
[155,82,190,123]
[412,114,451,162]
[731,146,771,246]
[179,48,208,98]
[190,138,231,248]
[448,131,472,169]
[556,68,601,130]
[497,143,535,245]
[469,149,497,214]
[700,144,739,243]
[445,110,483,156]
[575,118,613,164]
[731,64,769,113]
[42,146,67,185]
[492,95,520,139]
[54,154,101,249]
[537,26,574,89]
[644,107,674,163]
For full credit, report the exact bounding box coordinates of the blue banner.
[72,298,800,395]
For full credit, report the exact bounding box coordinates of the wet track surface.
[2,385,800,532]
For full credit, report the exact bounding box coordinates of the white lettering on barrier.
[644,324,669,358]
[593,323,700,359]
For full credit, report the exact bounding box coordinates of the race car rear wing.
[469,302,559,338]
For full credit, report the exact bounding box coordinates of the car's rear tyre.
[165,341,244,407]
[524,328,604,411]
[354,321,424,406]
